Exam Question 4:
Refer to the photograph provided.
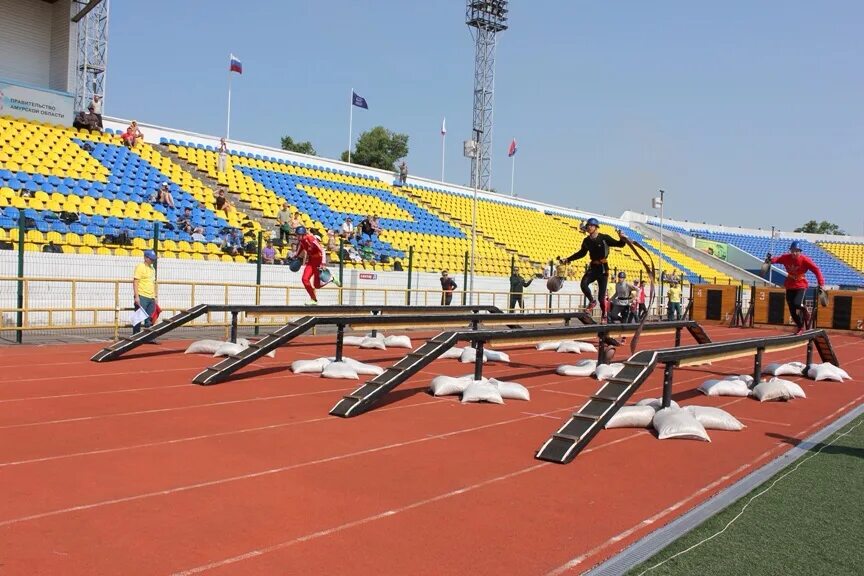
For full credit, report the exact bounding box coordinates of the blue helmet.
[288,257,302,272]
[143,249,157,261]
[789,240,802,252]
[295,226,307,236]
[618,271,626,278]
[585,217,600,227]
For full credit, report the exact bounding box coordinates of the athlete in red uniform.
[291,226,339,303]
[767,240,825,334]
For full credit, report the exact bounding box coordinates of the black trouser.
[509,293,524,312]
[609,303,630,323]
[786,288,809,328]
[279,226,291,243]
[580,265,609,311]
[442,292,453,306]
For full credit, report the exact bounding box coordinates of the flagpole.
[440,124,446,181]
[226,68,233,140]
[510,154,516,197]
[348,88,353,164]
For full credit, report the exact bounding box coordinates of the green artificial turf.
[627,414,864,576]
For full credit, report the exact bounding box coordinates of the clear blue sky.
[106,0,864,235]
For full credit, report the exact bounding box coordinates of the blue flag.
[352,91,368,109]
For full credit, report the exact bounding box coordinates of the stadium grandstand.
[1,3,863,576]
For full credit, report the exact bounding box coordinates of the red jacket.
[770,253,824,289]
[296,233,324,263]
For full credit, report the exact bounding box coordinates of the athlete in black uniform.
[563,217,628,320]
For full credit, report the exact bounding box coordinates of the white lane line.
[0,387,353,430]
[0,405,579,529]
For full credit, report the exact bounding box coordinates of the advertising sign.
[0,79,74,125]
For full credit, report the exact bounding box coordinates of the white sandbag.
[605,405,656,429]
[383,335,412,348]
[636,397,680,410]
[752,377,806,401]
[429,375,472,396]
[213,342,247,357]
[359,337,387,350]
[339,357,384,376]
[489,378,530,401]
[577,341,598,353]
[763,361,807,376]
[536,341,561,351]
[459,347,487,364]
[556,359,597,377]
[483,349,510,363]
[185,339,226,354]
[321,361,360,380]
[439,347,464,359]
[729,374,755,387]
[342,336,366,346]
[652,408,711,441]
[594,363,625,381]
[807,363,851,382]
[685,406,745,431]
[460,380,504,404]
[556,341,583,353]
[291,357,331,374]
[697,378,751,397]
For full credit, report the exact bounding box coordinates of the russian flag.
[508,138,517,157]
[229,54,243,74]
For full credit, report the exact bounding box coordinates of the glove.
[765,253,772,262]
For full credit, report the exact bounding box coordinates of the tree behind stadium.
[794,220,846,235]
[341,126,408,170]
[280,136,317,156]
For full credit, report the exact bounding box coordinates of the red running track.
[0,326,861,575]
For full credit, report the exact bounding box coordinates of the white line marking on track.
[0,405,578,529]
[0,384,190,404]
[0,387,353,430]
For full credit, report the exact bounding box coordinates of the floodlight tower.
[72,0,110,113]
[466,0,509,191]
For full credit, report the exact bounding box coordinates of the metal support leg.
[471,318,479,331]
[674,327,682,347]
[473,340,485,381]
[753,347,764,386]
[597,331,607,365]
[370,310,380,338]
[805,339,814,374]
[564,317,571,326]
[335,324,345,362]
[230,312,238,343]
[662,362,675,408]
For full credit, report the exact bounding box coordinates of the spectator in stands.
[42,241,63,254]
[176,207,203,236]
[261,240,277,264]
[153,182,175,209]
[358,215,377,240]
[370,214,382,236]
[398,161,408,186]
[132,250,158,335]
[73,106,101,132]
[440,270,457,306]
[121,121,143,148]
[277,202,292,243]
[289,211,303,233]
[217,138,228,172]
[90,95,103,129]
[339,216,355,240]
[360,240,375,263]
[190,230,207,243]
[326,231,342,264]
[666,280,683,321]
[508,267,533,312]
[215,189,232,214]
[221,229,244,256]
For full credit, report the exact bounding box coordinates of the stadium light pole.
[464,135,480,304]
